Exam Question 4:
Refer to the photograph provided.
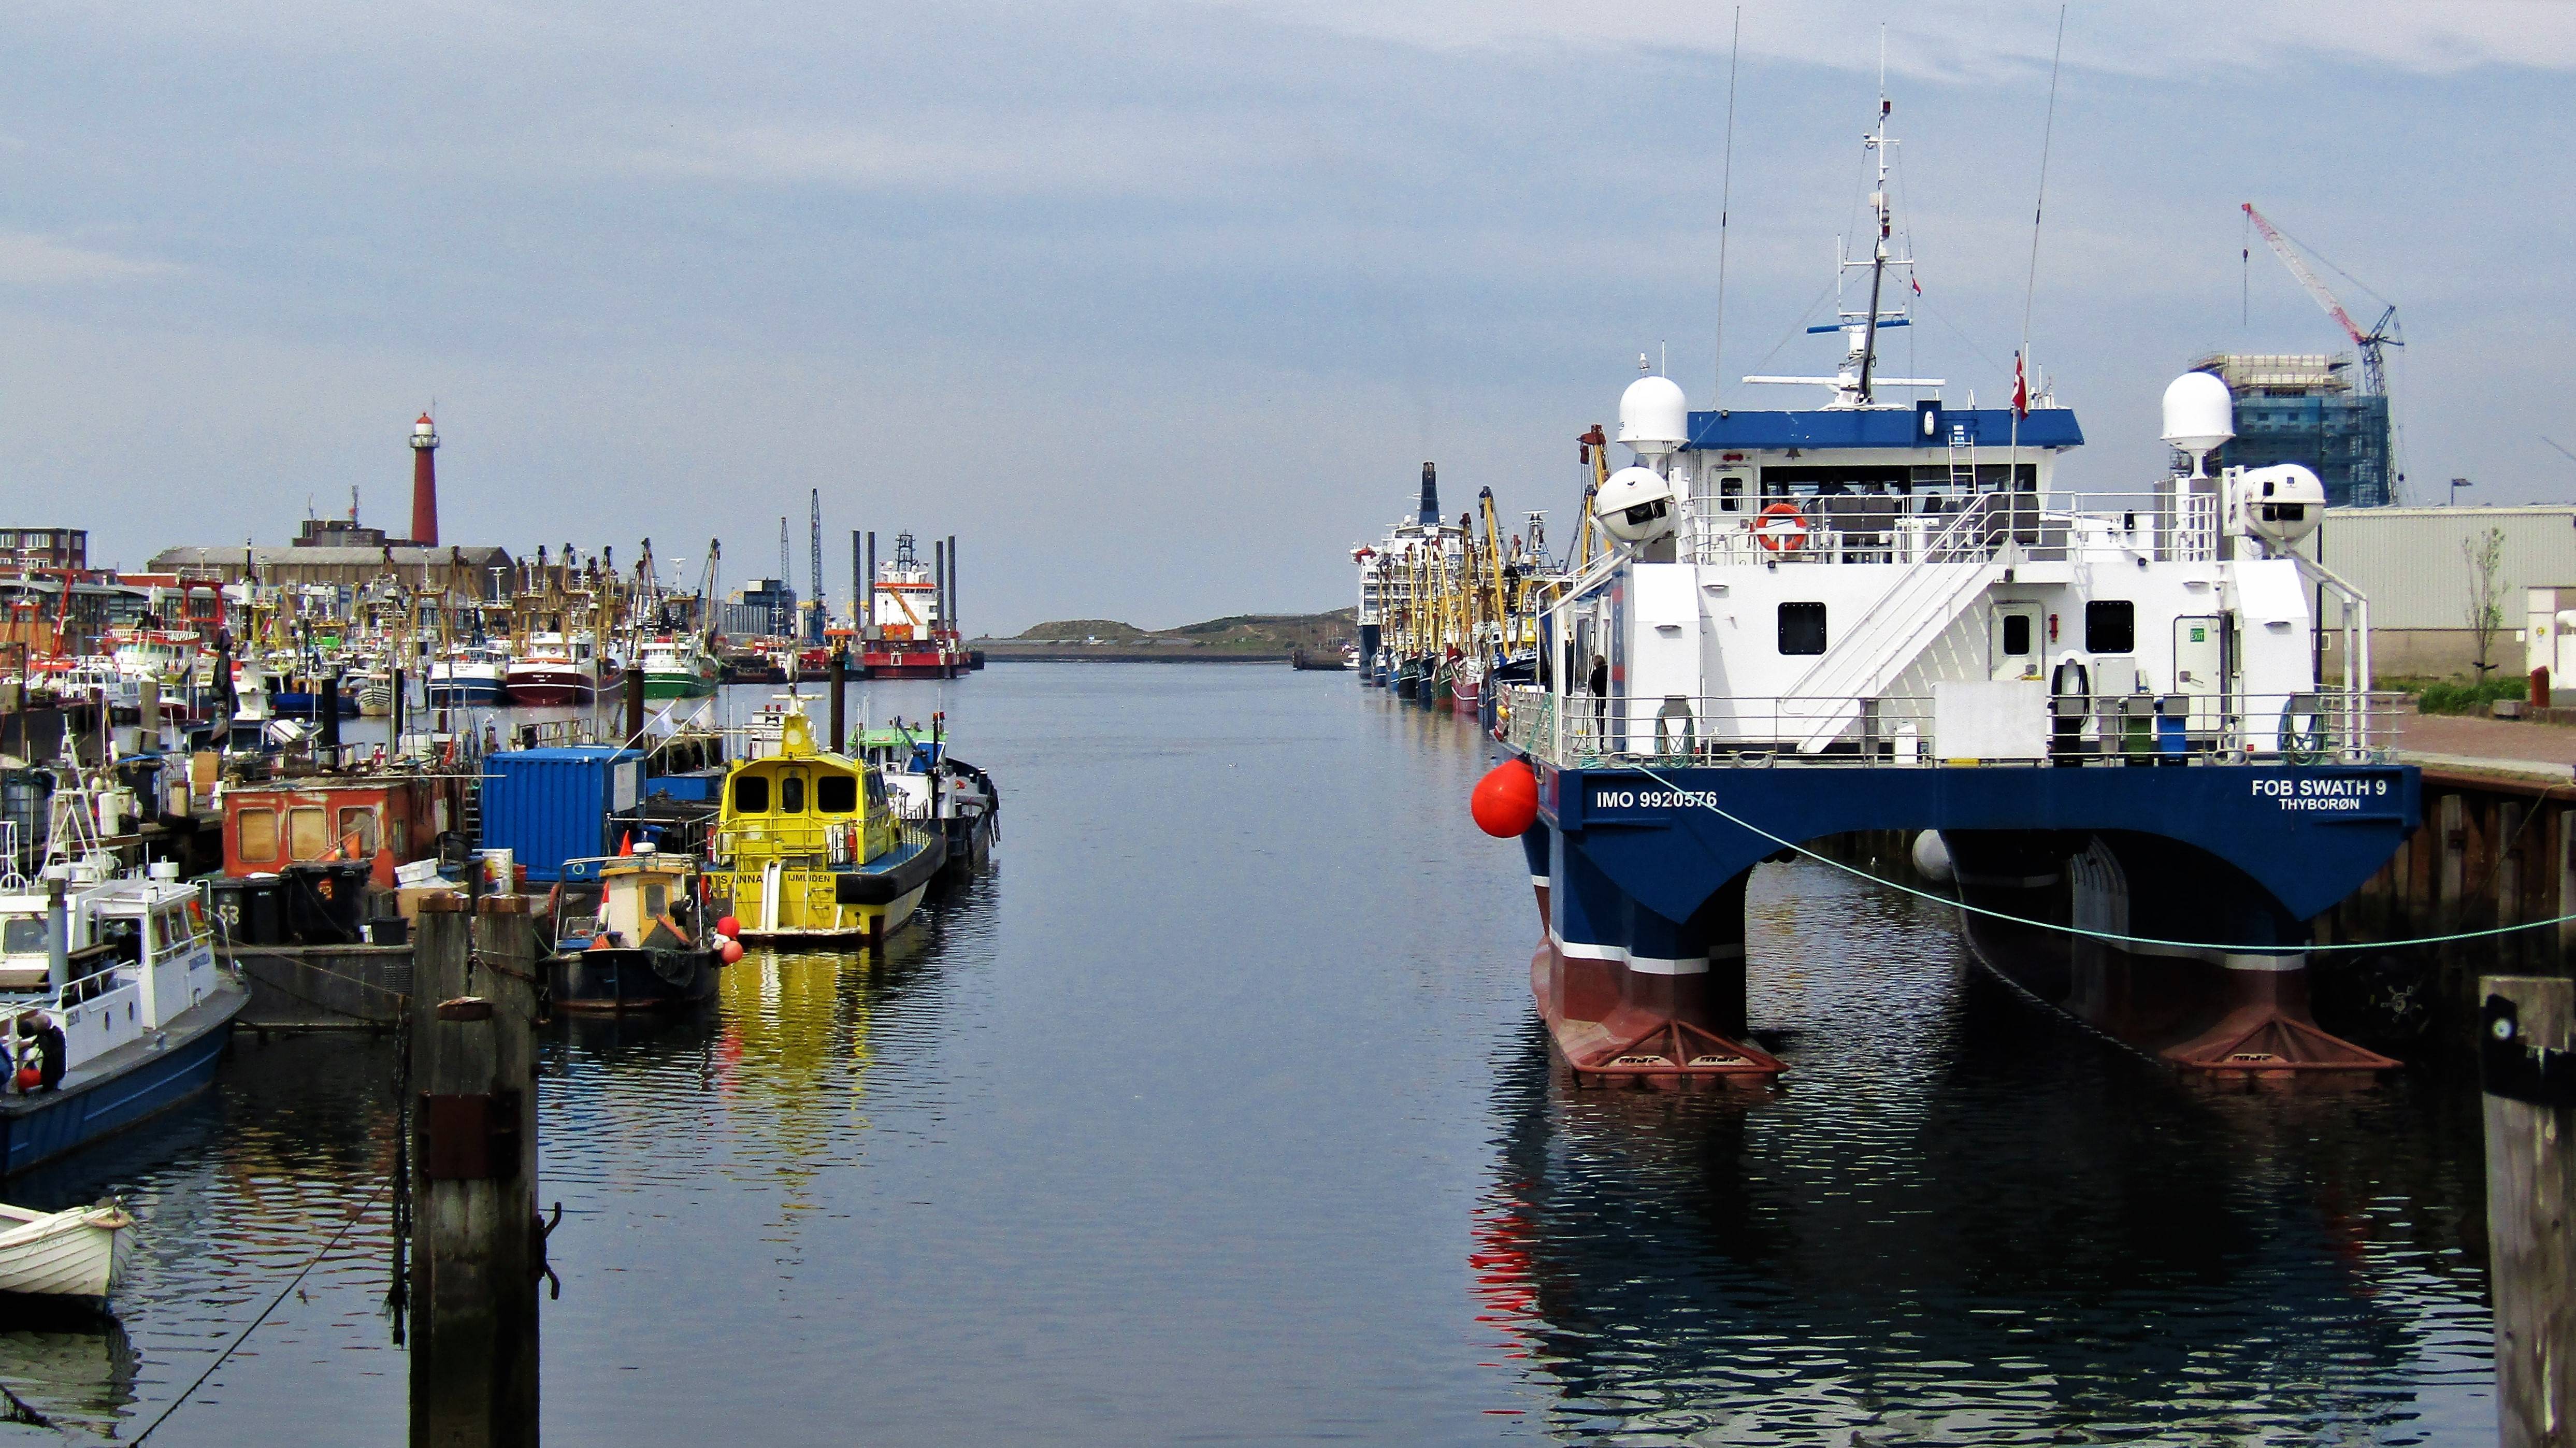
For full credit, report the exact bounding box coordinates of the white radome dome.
[1618,375,1690,456]
[2160,371,2234,456]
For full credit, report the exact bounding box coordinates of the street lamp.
[2451,477,2473,506]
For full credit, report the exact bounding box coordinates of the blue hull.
[1516,760,2421,1079]
[267,692,362,718]
[0,998,242,1177]
[424,681,507,705]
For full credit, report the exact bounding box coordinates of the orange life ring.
[1755,501,1809,552]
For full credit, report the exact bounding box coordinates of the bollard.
[624,665,645,745]
[2482,974,2576,1448]
[828,650,847,753]
[320,678,342,766]
[408,894,541,1447]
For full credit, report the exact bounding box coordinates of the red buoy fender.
[1471,759,1541,838]
[715,915,741,939]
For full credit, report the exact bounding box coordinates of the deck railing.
[1499,684,2408,770]
[1683,488,2219,568]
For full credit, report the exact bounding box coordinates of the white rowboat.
[0,1202,132,1298]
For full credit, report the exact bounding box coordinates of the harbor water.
[0,667,2498,1443]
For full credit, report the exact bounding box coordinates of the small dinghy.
[0,1202,131,1299]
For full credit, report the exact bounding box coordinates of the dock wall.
[231,943,412,1031]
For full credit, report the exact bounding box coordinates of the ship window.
[644,883,667,917]
[336,806,379,856]
[866,773,887,811]
[1778,603,1827,656]
[2085,600,2136,654]
[0,917,41,954]
[732,775,770,813]
[287,807,329,861]
[779,774,806,814]
[238,808,279,863]
[2002,614,2032,656]
[817,775,857,813]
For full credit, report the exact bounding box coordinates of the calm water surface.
[0,666,2497,1443]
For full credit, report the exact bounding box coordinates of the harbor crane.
[2242,202,2404,396]
[809,488,825,641]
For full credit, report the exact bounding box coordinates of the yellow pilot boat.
[710,707,944,945]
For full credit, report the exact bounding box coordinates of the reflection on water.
[1478,860,2494,1444]
[0,671,2508,1442]
[0,1311,135,1439]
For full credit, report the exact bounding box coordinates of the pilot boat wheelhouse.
[710,709,942,944]
[1491,95,2414,1084]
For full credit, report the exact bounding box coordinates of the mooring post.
[2439,793,2467,920]
[2501,801,2526,971]
[828,649,847,753]
[623,665,645,746]
[2483,974,2576,1448]
[320,677,342,768]
[2557,807,2575,970]
[408,894,540,1447]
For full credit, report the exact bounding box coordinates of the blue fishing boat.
[0,864,247,1175]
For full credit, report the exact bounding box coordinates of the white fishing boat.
[425,641,510,706]
[0,1200,133,1297]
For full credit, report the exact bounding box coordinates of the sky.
[0,1,2571,632]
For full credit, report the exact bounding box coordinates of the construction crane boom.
[2241,202,2403,397]
[808,488,824,638]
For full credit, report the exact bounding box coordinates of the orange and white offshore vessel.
[855,532,977,680]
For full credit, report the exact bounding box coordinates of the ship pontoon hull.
[1515,762,2417,1083]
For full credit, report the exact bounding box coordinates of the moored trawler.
[1483,91,2416,1084]
[425,641,509,706]
[708,707,943,945]
[638,634,722,699]
[504,631,614,706]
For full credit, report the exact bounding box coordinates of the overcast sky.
[1,2,2570,631]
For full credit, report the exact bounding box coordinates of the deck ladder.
[1781,498,2008,752]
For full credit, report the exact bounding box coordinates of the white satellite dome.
[2160,371,2234,458]
[1618,375,1690,456]
[1595,465,1678,547]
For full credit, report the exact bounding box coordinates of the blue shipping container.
[481,747,645,883]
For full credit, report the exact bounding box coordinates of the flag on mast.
[2012,352,2029,419]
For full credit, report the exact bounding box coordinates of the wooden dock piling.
[2482,973,2576,1448]
[407,893,541,1447]
[829,649,847,752]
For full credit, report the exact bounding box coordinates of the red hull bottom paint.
[1953,883,2394,1078]
[1451,682,1480,718]
[504,684,594,707]
[1527,938,1784,1085]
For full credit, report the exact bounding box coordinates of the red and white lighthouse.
[409,412,440,547]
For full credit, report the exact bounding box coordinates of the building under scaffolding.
[2192,353,2394,508]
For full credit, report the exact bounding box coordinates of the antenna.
[2008,4,2068,481]
[1711,5,1741,409]
[808,488,823,638]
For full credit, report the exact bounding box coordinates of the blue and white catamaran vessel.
[1491,96,2416,1081]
